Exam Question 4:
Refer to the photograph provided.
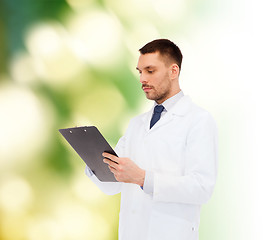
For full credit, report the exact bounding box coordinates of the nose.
[139,73,147,84]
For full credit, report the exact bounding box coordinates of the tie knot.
[154,105,164,113]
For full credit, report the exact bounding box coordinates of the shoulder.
[190,100,215,121]
[190,101,212,118]
[172,95,211,117]
[186,100,217,133]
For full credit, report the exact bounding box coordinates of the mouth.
[143,87,152,92]
[142,85,153,93]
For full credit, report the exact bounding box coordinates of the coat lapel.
[141,106,154,131]
[141,96,193,131]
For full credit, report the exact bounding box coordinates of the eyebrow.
[136,65,156,71]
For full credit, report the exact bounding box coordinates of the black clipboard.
[59,126,118,182]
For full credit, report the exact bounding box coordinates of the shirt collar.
[154,90,184,112]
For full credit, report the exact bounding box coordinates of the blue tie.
[150,105,164,129]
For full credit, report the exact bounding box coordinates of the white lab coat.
[87,95,218,240]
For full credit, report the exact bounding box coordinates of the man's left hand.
[102,152,145,187]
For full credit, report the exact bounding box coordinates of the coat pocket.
[147,210,198,240]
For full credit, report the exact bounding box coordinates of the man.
[86,39,218,240]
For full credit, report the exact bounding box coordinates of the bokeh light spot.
[67,10,123,67]
[0,83,53,167]
[0,175,33,212]
[25,22,85,84]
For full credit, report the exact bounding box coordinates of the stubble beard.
[143,71,172,103]
[144,86,171,103]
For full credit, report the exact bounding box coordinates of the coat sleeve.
[153,112,218,205]
[85,135,126,195]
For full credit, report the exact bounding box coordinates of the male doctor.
[86,39,218,240]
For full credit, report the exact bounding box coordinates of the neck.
[156,87,181,104]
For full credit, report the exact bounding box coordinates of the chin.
[145,94,155,101]
[145,91,165,102]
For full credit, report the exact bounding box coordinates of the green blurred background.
[0,0,262,239]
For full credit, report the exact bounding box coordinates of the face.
[136,52,178,104]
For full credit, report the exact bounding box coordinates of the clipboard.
[59,126,118,182]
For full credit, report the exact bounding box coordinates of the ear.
[170,64,180,79]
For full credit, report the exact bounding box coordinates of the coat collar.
[141,95,193,131]
[170,95,192,116]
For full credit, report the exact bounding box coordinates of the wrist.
[137,169,145,187]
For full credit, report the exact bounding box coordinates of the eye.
[148,70,154,74]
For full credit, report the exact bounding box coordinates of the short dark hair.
[139,39,183,70]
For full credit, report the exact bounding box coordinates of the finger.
[108,166,120,182]
[103,158,118,169]
[102,152,119,163]
[108,165,117,174]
